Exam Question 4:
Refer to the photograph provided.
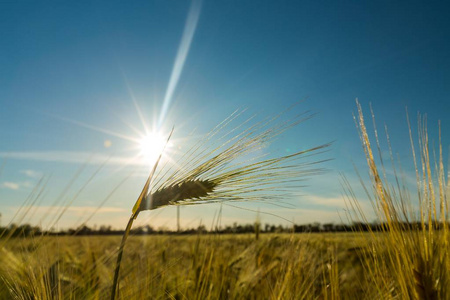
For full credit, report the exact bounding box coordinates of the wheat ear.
[111,107,329,299]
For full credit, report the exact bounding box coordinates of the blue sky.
[1,0,449,230]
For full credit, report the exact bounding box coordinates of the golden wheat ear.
[138,179,218,211]
[112,106,329,300]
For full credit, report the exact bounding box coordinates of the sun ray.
[44,111,139,143]
[109,110,145,138]
[157,0,203,129]
[130,89,151,136]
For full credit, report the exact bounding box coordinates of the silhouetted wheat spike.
[111,106,329,300]
[138,179,218,211]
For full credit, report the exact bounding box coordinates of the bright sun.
[138,132,168,165]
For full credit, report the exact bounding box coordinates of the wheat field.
[0,233,380,300]
[1,103,449,299]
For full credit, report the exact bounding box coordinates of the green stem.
[111,213,136,300]
[111,128,173,299]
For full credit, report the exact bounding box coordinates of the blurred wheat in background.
[342,101,449,299]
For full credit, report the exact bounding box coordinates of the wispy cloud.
[20,169,43,179]
[15,205,126,215]
[1,182,20,190]
[302,195,348,209]
[66,206,126,215]
[1,180,36,190]
[0,151,144,166]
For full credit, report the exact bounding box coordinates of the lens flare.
[158,0,203,129]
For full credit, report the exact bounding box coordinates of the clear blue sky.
[1,0,449,230]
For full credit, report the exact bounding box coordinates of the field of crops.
[4,1,450,298]
[0,232,387,299]
[1,104,449,300]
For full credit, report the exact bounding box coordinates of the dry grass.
[343,100,450,299]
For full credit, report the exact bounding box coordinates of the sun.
[138,132,169,165]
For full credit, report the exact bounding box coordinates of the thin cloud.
[20,169,43,178]
[67,206,126,214]
[1,182,20,190]
[301,195,348,209]
[0,151,144,166]
[1,181,38,190]
[12,205,126,219]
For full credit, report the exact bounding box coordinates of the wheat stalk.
[345,100,450,299]
[111,106,329,299]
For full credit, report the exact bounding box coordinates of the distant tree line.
[1,221,449,238]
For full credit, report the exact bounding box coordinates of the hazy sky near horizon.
[1,0,450,230]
